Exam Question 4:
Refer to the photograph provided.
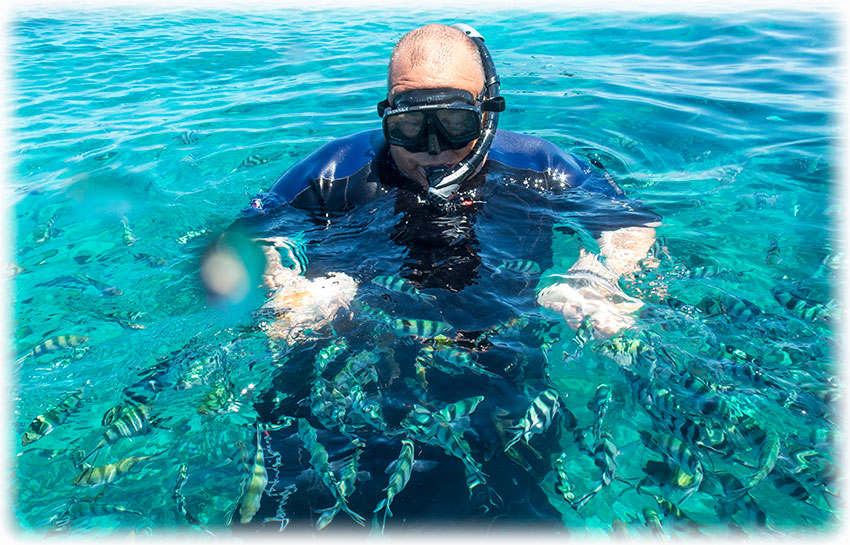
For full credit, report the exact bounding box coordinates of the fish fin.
[487,486,504,509]
[573,484,602,510]
[613,475,638,487]
[13,354,30,366]
[373,498,386,514]
[503,430,523,451]
[79,442,104,465]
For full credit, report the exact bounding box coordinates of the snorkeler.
[217,23,660,336]
[202,22,663,530]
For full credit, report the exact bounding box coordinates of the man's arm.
[537,222,659,337]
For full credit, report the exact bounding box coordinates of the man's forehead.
[388,58,484,98]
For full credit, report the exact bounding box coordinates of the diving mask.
[378,88,502,155]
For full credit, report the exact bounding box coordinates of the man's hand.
[537,224,658,337]
[537,277,643,337]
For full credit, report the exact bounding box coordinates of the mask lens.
[386,111,425,142]
[434,109,480,142]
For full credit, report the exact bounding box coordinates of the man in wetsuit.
[232,23,659,336]
[208,23,661,531]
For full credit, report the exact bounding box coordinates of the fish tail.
[315,505,340,531]
[381,502,391,534]
[340,501,366,526]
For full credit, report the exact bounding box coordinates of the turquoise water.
[7,7,843,538]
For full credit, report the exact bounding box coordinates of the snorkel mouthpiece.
[425,166,458,203]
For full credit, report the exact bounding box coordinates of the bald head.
[387,24,485,98]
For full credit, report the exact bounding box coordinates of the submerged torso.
[230,129,659,529]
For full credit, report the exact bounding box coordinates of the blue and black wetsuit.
[235,129,659,530]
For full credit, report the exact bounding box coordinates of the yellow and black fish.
[23,334,89,361]
[72,451,162,486]
[21,390,83,446]
[238,426,268,524]
[391,317,452,339]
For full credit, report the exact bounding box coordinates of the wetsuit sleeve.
[488,130,660,234]
[540,140,661,231]
[228,130,386,238]
[246,129,386,214]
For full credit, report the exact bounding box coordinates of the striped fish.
[771,473,810,503]
[565,315,597,359]
[238,426,268,524]
[771,286,833,322]
[173,463,205,529]
[374,439,415,531]
[120,216,136,246]
[103,404,151,445]
[437,396,485,423]
[52,498,143,528]
[553,452,576,503]
[573,430,619,509]
[473,316,528,346]
[493,259,541,276]
[237,153,270,169]
[24,334,89,360]
[765,236,782,265]
[433,421,490,501]
[420,345,500,379]
[317,440,364,530]
[21,390,83,446]
[401,406,492,504]
[504,389,561,450]
[391,318,452,339]
[702,293,762,322]
[588,384,612,444]
[371,275,436,302]
[594,336,654,369]
[37,274,121,296]
[72,451,161,486]
[297,419,365,526]
[33,213,58,243]
[593,432,618,487]
[82,403,153,465]
[178,129,200,144]
[660,412,725,452]
[639,431,703,501]
[197,383,235,415]
[314,338,348,375]
[745,430,780,489]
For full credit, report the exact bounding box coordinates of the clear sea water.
[6,6,843,538]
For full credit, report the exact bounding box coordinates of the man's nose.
[426,125,442,156]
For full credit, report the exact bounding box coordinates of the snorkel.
[424,23,505,205]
